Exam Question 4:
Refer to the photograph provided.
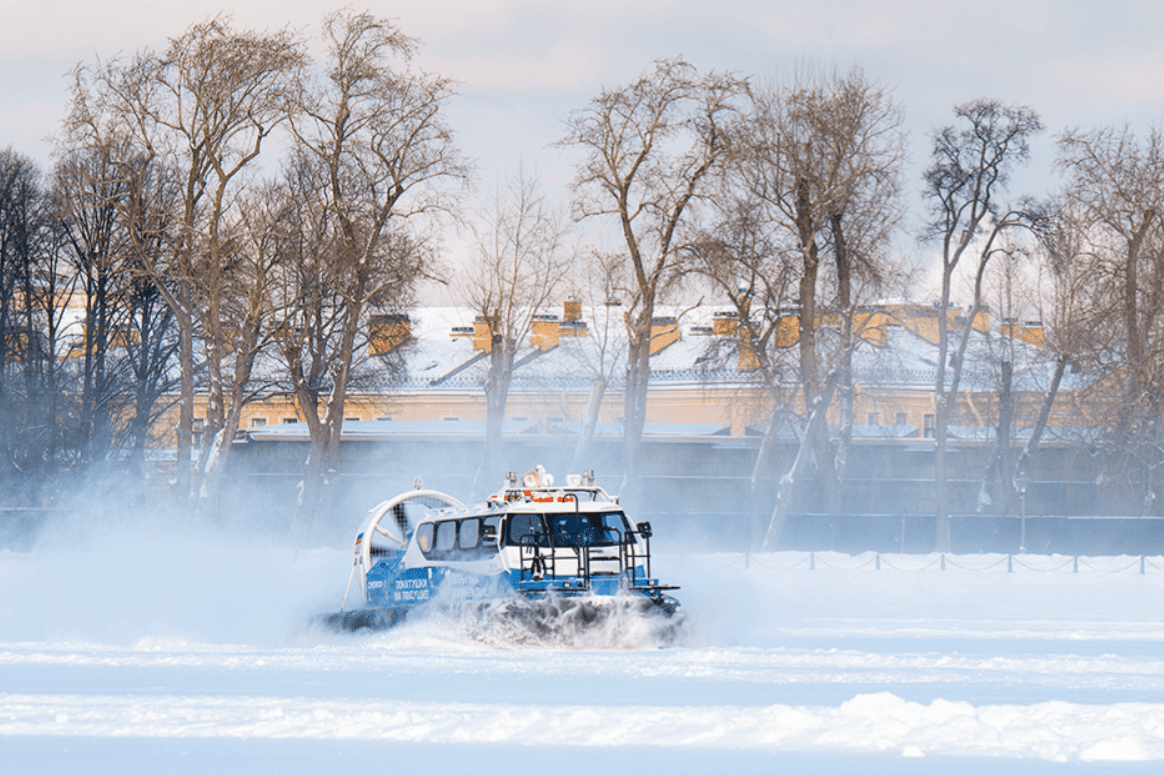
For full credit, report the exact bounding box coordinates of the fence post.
[1073,556,1078,573]
[876,553,881,570]
[810,551,815,571]
[941,554,946,571]
[1142,556,1146,575]
[1008,554,1013,573]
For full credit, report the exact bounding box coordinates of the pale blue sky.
[2,0,1161,295]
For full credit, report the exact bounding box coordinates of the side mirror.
[636,521,652,538]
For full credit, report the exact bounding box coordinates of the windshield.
[504,511,635,547]
[546,512,632,546]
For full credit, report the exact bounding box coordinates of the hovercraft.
[321,466,680,632]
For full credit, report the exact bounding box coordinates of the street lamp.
[1015,472,1031,553]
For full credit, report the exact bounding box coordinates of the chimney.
[530,314,561,350]
[738,326,759,372]
[713,311,738,336]
[649,317,680,355]
[855,307,889,347]
[776,308,800,348]
[904,306,941,345]
[972,305,991,333]
[473,316,495,352]
[369,313,411,355]
[1023,321,1044,347]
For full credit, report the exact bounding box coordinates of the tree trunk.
[292,435,329,543]
[762,375,838,551]
[474,333,513,498]
[749,403,785,551]
[304,291,365,543]
[831,212,854,508]
[1011,355,1068,481]
[934,265,953,552]
[621,330,652,507]
[175,312,194,517]
[570,376,607,472]
[978,360,1014,515]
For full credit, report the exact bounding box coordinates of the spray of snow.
[368,594,687,650]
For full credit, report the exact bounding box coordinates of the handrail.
[517,525,654,590]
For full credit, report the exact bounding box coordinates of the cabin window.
[417,517,499,560]
[458,518,480,549]
[506,514,547,546]
[434,520,457,552]
[415,522,434,553]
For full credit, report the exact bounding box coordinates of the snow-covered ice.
[4,524,1164,773]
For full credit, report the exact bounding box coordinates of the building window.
[896,412,907,426]
[443,416,460,421]
[283,418,298,424]
[377,417,393,421]
[192,418,204,447]
[345,417,360,422]
[923,414,935,438]
[251,418,266,427]
[866,413,878,426]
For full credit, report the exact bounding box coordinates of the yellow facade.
[153,379,946,443]
[145,299,1060,449]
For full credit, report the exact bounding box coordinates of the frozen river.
[3,530,1164,772]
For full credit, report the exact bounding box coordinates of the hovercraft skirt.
[319,607,409,632]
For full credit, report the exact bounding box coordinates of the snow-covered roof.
[372,304,1076,396]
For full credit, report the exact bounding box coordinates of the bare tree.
[119,159,182,473]
[973,233,1040,516]
[722,66,906,549]
[66,17,304,515]
[53,146,127,464]
[0,150,88,502]
[0,150,51,498]
[51,144,182,476]
[687,196,800,547]
[462,168,572,494]
[1055,125,1164,511]
[560,58,746,502]
[923,99,1043,550]
[283,10,470,539]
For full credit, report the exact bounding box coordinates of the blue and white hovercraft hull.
[322,467,680,632]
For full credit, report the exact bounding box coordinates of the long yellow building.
[159,300,1076,448]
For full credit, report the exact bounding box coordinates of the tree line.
[2,12,1163,548]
